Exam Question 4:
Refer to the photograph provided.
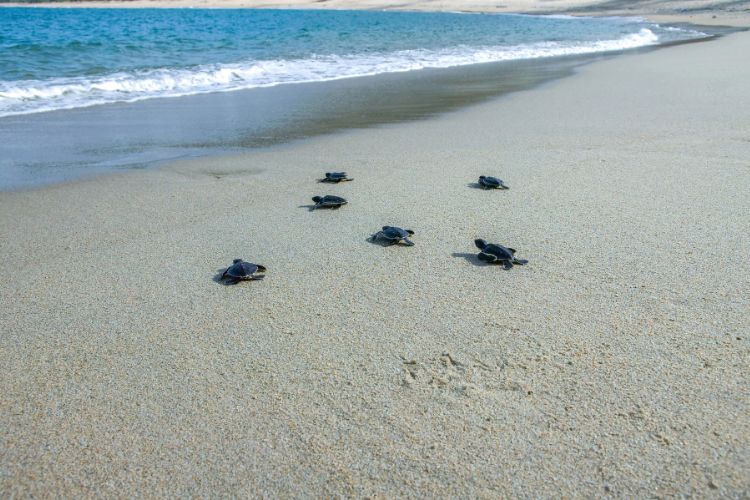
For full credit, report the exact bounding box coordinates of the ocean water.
[0,8,707,118]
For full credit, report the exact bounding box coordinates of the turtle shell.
[315,195,347,206]
[480,244,513,261]
[224,259,266,279]
[479,176,502,187]
[382,226,410,239]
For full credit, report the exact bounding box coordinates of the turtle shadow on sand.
[466,182,487,190]
[451,252,492,267]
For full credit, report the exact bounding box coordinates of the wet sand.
[1,24,749,500]
[0,53,609,190]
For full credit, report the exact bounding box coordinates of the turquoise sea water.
[0,8,707,117]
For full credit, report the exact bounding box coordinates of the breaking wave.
[0,27,687,117]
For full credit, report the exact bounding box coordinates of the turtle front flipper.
[503,261,514,270]
[401,238,415,246]
[255,264,267,272]
[248,275,265,280]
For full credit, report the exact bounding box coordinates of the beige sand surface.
[1,28,749,500]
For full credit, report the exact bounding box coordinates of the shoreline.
[1,25,748,497]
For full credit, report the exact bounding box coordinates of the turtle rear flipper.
[512,258,528,265]
[477,252,495,263]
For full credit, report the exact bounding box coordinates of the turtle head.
[312,196,322,203]
[479,176,486,180]
[232,258,242,264]
[406,230,415,235]
[324,172,332,177]
[382,226,391,230]
[474,239,488,250]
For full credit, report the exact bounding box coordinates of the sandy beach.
[1,3,749,497]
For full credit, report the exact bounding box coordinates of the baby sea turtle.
[474,239,528,269]
[221,259,266,283]
[320,172,353,183]
[371,226,415,246]
[478,176,509,189]
[312,195,348,209]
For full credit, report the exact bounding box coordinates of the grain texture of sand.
[1,28,749,500]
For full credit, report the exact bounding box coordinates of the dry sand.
[1,20,749,500]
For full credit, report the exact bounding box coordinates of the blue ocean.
[0,8,706,117]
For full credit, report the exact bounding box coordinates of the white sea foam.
[0,28,685,117]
